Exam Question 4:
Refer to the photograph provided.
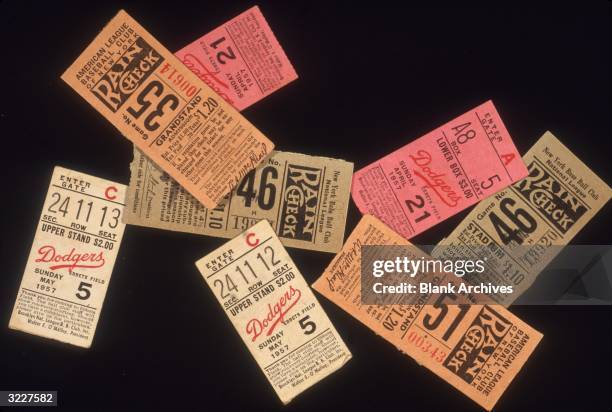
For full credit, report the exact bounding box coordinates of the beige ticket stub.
[195,220,351,404]
[312,215,542,410]
[433,131,611,304]
[61,10,274,209]
[125,148,353,252]
[9,167,126,348]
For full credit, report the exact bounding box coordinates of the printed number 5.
[481,174,501,190]
[76,282,92,300]
[299,315,316,335]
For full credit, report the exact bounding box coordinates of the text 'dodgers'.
[352,100,528,239]
[9,166,127,348]
[195,219,351,404]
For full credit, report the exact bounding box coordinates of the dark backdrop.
[1,2,610,411]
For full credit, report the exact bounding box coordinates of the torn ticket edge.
[124,148,354,253]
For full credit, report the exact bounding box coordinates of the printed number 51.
[422,293,469,341]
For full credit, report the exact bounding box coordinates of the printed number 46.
[489,198,537,245]
[236,167,278,210]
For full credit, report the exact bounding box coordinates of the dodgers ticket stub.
[61,10,274,209]
[432,131,611,304]
[125,148,353,252]
[177,5,297,111]
[312,215,542,410]
[9,167,126,348]
[195,220,351,404]
[352,100,528,239]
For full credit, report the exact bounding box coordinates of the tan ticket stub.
[312,215,542,410]
[9,167,126,348]
[433,131,611,304]
[125,148,354,253]
[195,220,351,404]
[61,10,274,209]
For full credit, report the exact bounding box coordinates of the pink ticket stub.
[176,6,298,111]
[352,100,528,239]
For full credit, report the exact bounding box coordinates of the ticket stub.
[9,167,126,348]
[61,10,274,209]
[312,215,542,410]
[125,148,353,252]
[177,5,297,111]
[432,131,611,304]
[121,6,300,244]
[352,100,528,239]
[195,220,351,404]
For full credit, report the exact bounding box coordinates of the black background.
[1,1,611,411]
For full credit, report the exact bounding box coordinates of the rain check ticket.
[195,220,351,404]
[352,100,528,239]
[9,167,126,348]
[177,5,297,111]
[125,149,353,252]
[312,215,542,410]
[61,10,274,209]
[433,131,611,304]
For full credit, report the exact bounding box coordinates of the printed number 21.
[405,195,431,224]
[209,37,236,65]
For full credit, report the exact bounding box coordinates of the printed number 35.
[127,80,179,133]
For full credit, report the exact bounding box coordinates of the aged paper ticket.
[122,7,306,247]
[195,220,351,404]
[432,131,611,304]
[352,100,528,239]
[126,4,301,240]
[177,5,297,111]
[61,10,274,209]
[312,215,542,410]
[9,167,126,348]
[125,148,353,252]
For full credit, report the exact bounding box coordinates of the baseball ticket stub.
[61,10,274,209]
[432,131,611,304]
[125,148,353,252]
[352,100,528,239]
[9,167,126,348]
[312,215,542,410]
[177,5,297,111]
[195,220,351,404]
[127,5,298,233]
